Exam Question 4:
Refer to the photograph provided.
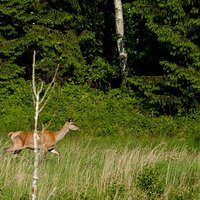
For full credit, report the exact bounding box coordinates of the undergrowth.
[0,81,200,148]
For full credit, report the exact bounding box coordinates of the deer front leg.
[49,149,60,156]
[42,147,48,161]
[49,149,60,163]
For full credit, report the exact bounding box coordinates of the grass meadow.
[1,73,200,199]
[0,134,199,200]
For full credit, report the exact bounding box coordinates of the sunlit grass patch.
[0,136,199,199]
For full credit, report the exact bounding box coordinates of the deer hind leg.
[4,147,22,160]
[3,136,23,154]
[3,145,22,154]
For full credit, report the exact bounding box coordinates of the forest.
[0,0,200,199]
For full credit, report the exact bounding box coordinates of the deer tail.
[8,132,15,136]
[8,132,21,139]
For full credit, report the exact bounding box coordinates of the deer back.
[10,131,57,149]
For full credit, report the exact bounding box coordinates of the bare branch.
[40,65,59,105]
[39,81,56,113]
[39,95,50,114]
[42,112,56,130]
[38,80,44,95]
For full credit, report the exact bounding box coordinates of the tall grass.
[0,136,199,199]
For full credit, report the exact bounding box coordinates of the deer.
[3,119,80,160]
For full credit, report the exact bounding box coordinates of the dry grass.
[0,136,200,199]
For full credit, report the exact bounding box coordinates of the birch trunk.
[31,51,58,199]
[114,0,128,86]
[31,96,39,200]
[31,51,39,200]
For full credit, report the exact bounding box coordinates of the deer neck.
[55,123,70,142]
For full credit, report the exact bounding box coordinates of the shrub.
[1,80,200,143]
[136,165,165,199]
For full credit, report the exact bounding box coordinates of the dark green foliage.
[1,0,200,119]
[0,0,119,88]
[0,79,34,132]
[124,0,200,114]
[0,81,200,148]
[39,84,140,136]
[0,0,85,82]
[136,165,165,199]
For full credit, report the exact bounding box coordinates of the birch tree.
[114,0,128,87]
[31,51,58,200]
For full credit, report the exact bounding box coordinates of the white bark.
[114,0,128,86]
[114,0,124,43]
[31,51,58,200]
[31,51,39,200]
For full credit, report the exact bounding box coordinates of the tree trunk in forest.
[114,0,128,87]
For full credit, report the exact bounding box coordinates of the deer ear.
[68,118,72,122]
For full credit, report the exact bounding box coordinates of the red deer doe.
[3,119,80,160]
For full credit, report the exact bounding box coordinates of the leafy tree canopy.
[124,0,200,114]
[1,0,200,115]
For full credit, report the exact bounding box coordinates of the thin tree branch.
[39,95,50,114]
[39,65,59,105]
[42,112,56,130]
[39,81,56,113]
[38,80,44,95]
